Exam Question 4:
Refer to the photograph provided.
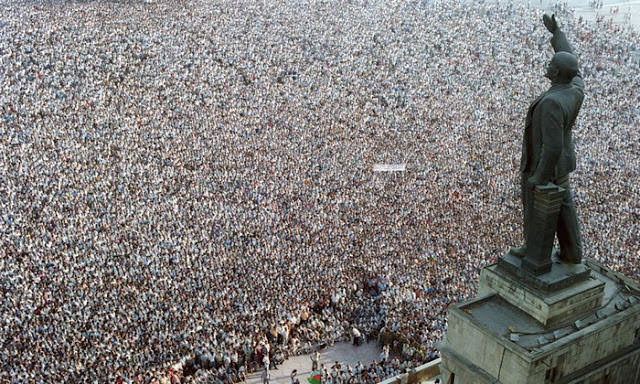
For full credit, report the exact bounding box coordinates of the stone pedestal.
[438,259,640,384]
[484,254,604,326]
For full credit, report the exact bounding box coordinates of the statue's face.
[545,52,578,82]
[544,59,559,81]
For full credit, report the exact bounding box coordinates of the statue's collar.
[549,82,572,91]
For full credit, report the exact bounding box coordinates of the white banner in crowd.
[373,164,406,172]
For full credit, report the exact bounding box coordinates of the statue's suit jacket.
[520,31,584,182]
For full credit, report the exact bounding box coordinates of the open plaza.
[0,0,638,382]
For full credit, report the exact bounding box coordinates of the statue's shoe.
[552,248,582,264]
[509,246,527,258]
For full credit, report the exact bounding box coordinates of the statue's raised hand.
[543,14,558,33]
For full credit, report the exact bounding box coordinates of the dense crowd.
[0,0,638,382]
[315,355,416,384]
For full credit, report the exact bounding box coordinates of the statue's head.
[545,52,578,83]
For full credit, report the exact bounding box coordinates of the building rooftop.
[459,260,640,352]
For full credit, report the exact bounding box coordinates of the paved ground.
[506,0,640,30]
[246,342,382,384]
[573,1,640,30]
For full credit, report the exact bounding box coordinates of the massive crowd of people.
[0,0,638,382]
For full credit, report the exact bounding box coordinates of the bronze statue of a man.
[511,14,584,275]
